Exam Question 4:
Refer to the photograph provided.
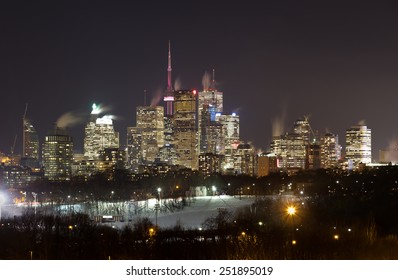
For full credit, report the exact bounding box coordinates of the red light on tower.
[193,90,197,95]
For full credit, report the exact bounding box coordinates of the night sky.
[1,0,398,160]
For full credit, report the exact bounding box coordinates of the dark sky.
[1,0,398,160]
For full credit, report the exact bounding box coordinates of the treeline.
[23,166,398,203]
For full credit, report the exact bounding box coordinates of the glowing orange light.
[287,206,296,216]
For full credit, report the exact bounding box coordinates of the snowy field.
[0,195,297,229]
[140,195,256,229]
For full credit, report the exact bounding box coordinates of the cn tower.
[163,40,174,115]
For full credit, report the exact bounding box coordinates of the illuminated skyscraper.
[345,125,372,168]
[126,106,165,173]
[215,113,240,172]
[199,105,224,154]
[307,142,321,169]
[198,70,223,154]
[173,89,197,170]
[270,118,313,170]
[320,133,342,169]
[84,104,119,160]
[22,117,39,160]
[234,143,256,176]
[126,127,142,173]
[159,116,176,164]
[42,128,73,181]
[271,133,304,170]
[293,117,311,144]
[136,106,164,162]
[198,153,222,177]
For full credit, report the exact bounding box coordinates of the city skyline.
[1,1,398,160]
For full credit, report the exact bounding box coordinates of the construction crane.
[22,103,28,156]
[10,134,17,155]
[304,115,318,143]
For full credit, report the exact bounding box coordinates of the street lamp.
[32,192,37,219]
[212,186,216,196]
[157,188,162,200]
[286,206,296,216]
[286,205,298,249]
[155,188,162,227]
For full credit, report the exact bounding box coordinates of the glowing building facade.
[127,106,165,173]
[198,153,223,177]
[198,88,223,154]
[215,113,240,172]
[126,127,142,173]
[345,125,372,168]
[136,106,164,162]
[23,118,39,160]
[320,133,342,169]
[270,118,313,171]
[199,105,224,155]
[159,115,176,164]
[173,90,197,170]
[270,133,307,170]
[42,129,73,181]
[234,143,256,176]
[84,104,119,160]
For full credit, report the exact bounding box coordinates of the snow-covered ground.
[144,195,256,229]
[1,195,298,229]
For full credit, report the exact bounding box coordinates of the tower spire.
[167,40,172,91]
[212,69,216,90]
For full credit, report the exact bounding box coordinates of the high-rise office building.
[270,117,314,171]
[84,104,119,160]
[126,127,142,173]
[307,142,321,169]
[234,143,256,176]
[136,106,164,162]
[97,147,126,178]
[159,115,176,164]
[22,117,39,160]
[320,133,342,169]
[215,113,240,172]
[345,125,372,168]
[198,71,223,154]
[199,105,224,154]
[127,106,165,173]
[42,128,73,181]
[293,117,312,168]
[257,152,278,177]
[198,153,223,177]
[270,133,307,170]
[293,118,312,144]
[173,89,197,170]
